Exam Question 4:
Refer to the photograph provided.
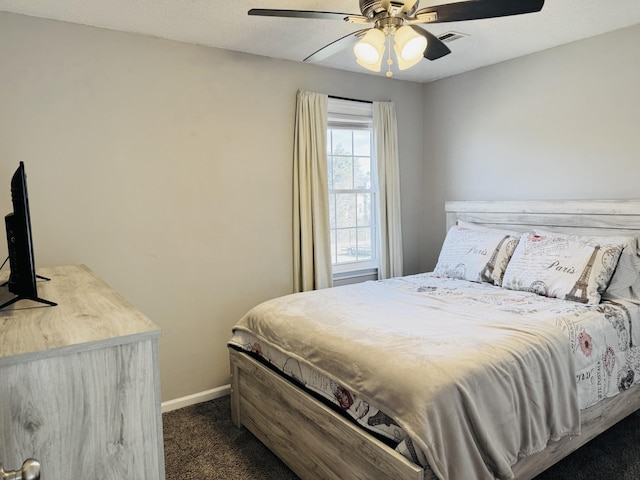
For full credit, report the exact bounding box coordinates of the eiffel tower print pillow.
[456,220,522,285]
[434,225,520,286]
[502,233,626,304]
[533,230,640,305]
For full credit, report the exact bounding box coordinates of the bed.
[228,200,640,480]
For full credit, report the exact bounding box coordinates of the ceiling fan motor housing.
[359,0,419,19]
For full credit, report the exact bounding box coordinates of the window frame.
[326,98,379,279]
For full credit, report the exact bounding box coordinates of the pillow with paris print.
[456,220,521,287]
[434,225,520,286]
[502,232,625,304]
[534,229,640,305]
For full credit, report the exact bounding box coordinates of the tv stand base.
[0,294,57,311]
[0,273,57,310]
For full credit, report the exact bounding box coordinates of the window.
[327,98,378,279]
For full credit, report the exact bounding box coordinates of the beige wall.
[0,12,424,401]
[421,24,640,270]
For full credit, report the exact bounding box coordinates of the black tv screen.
[1,162,56,310]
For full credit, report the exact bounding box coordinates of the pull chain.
[386,33,394,77]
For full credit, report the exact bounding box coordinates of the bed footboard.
[229,347,426,480]
[229,347,640,480]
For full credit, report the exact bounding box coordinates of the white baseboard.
[161,384,231,413]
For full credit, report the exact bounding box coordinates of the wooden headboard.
[445,200,640,237]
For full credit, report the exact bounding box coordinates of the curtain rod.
[329,95,373,104]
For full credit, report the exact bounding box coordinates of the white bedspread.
[232,274,606,480]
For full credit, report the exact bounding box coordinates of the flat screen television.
[1,162,56,310]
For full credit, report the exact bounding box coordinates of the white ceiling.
[1,0,640,83]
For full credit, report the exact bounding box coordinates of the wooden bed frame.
[229,199,640,480]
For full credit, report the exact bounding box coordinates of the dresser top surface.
[0,264,160,362]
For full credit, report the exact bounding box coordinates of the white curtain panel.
[293,90,333,292]
[374,101,404,279]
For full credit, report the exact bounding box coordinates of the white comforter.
[231,273,640,480]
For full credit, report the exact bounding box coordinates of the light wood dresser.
[0,264,165,479]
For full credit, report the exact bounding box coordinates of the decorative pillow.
[434,225,520,286]
[604,236,640,304]
[502,232,625,304]
[534,229,640,305]
[455,221,521,285]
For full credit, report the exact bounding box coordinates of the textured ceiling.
[1,0,640,83]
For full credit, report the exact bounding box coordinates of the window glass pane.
[327,155,334,190]
[353,130,371,156]
[335,193,356,228]
[331,129,353,155]
[336,228,356,264]
[329,228,337,264]
[356,192,372,227]
[332,156,353,190]
[354,157,371,190]
[328,193,336,229]
[356,228,373,261]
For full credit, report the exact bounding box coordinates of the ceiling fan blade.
[304,29,369,63]
[413,0,544,23]
[248,9,356,21]
[409,26,451,61]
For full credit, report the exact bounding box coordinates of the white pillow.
[534,230,640,305]
[455,221,521,286]
[502,232,625,304]
[434,225,520,286]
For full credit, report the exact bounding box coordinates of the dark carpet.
[163,395,640,479]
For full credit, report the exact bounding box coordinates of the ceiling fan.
[249,0,545,77]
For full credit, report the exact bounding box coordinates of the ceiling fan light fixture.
[395,25,427,62]
[356,54,384,72]
[393,44,422,70]
[354,28,385,71]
